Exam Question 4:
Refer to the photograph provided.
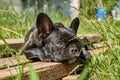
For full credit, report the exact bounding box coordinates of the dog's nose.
[70,48,78,53]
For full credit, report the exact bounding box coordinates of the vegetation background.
[0,0,120,80]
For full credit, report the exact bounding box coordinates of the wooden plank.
[0,38,24,51]
[0,55,29,69]
[0,46,106,80]
[0,38,24,46]
[0,43,106,70]
[0,43,109,70]
[89,47,108,55]
[0,46,110,80]
[0,34,101,51]
[77,34,101,43]
[93,41,115,48]
[0,39,106,70]
[62,75,79,80]
[0,34,102,80]
[0,61,81,80]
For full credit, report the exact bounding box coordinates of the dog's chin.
[67,58,77,64]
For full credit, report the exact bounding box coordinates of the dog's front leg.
[24,48,46,61]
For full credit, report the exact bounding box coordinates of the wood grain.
[0,34,103,80]
[0,61,81,80]
[0,34,101,51]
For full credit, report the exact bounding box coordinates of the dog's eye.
[56,40,64,46]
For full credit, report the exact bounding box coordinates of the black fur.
[23,13,92,63]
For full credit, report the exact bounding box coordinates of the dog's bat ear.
[36,13,55,37]
[69,17,79,34]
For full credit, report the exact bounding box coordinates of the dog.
[23,13,92,63]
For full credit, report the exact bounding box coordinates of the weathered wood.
[62,75,79,80]
[77,34,101,43]
[0,44,107,70]
[0,38,24,46]
[0,38,24,51]
[89,47,108,55]
[0,40,109,69]
[0,55,29,69]
[0,48,108,80]
[0,34,101,51]
[0,47,106,80]
[93,41,115,48]
[0,61,81,80]
[0,47,109,80]
[0,34,103,80]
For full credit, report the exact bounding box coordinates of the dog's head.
[34,13,91,63]
[24,13,92,63]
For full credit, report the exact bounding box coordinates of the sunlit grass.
[0,1,120,80]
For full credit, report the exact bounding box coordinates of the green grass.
[88,19,120,80]
[0,1,120,80]
[0,2,96,39]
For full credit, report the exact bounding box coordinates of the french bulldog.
[23,13,92,63]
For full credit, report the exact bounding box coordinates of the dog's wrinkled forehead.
[43,23,77,44]
[55,23,75,36]
[54,23,76,40]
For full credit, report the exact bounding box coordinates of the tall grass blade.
[28,64,39,80]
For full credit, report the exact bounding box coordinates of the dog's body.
[23,13,92,63]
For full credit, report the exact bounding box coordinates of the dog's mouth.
[63,48,92,63]
[52,47,80,63]
[67,58,77,63]
[67,48,92,63]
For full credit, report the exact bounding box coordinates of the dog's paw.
[80,48,92,61]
